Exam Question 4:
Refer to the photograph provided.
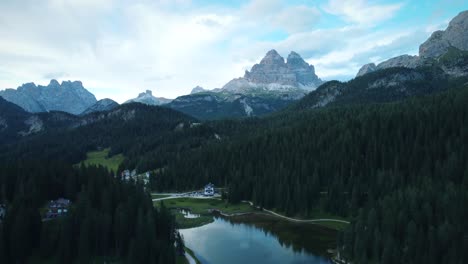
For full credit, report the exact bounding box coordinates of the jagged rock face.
[357,10,468,78]
[124,90,173,106]
[377,55,421,69]
[0,80,97,115]
[241,50,322,90]
[81,98,119,115]
[356,63,377,77]
[190,86,207,94]
[420,11,468,59]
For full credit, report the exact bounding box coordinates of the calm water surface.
[180,215,334,264]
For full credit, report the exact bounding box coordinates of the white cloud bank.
[0,0,455,102]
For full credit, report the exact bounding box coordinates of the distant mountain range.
[0,80,96,115]
[1,11,467,120]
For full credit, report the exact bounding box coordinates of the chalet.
[45,198,71,219]
[204,183,215,196]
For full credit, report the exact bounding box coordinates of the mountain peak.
[287,51,302,60]
[138,90,153,97]
[49,79,60,87]
[260,49,285,65]
[126,90,172,106]
[287,51,309,68]
[190,86,206,94]
[419,10,468,59]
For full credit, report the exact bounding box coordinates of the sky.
[0,0,466,102]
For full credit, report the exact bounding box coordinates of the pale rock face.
[356,63,377,77]
[223,50,322,93]
[357,10,468,77]
[190,86,207,94]
[81,98,119,115]
[419,11,468,59]
[124,90,173,106]
[377,55,421,69]
[19,115,44,136]
[0,80,97,114]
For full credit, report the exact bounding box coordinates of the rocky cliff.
[356,11,468,77]
[223,50,322,93]
[0,79,97,115]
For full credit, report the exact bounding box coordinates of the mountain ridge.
[0,79,97,115]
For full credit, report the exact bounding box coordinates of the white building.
[204,183,215,196]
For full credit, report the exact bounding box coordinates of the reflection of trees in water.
[215,214,337,256]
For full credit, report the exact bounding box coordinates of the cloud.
[323,0,404,25]
[274,6,321,33]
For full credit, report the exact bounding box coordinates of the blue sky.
[0,0,466,102]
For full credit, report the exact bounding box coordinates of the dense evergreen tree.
[0,161,176,263]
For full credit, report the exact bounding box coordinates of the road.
[242,200,350,224]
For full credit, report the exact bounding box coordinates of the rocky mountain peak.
[190,86,206,94]
[357,10,468,77]
[125,90,172,106]
[49,79,60,87]
[287,51,304,63]
[237,50,322,90]
[137,90,153,98]
[419,10,468,59]
[356,63,377,77]
[259,49,285,65]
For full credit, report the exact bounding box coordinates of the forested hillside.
[2,73,467,263]
[154,82,468,263]
[0,161,176,263]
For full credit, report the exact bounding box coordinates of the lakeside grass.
[154,198,257,229]
[77,148,124,173]
[160,198,256,215]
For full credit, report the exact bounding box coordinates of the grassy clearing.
[78,148,124,173]
[159,198,256,215]
[154,198,256,229]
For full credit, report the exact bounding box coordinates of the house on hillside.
[45,198,71,219]
[204,183,215,196]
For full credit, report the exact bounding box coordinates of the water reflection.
[180,214,335,264]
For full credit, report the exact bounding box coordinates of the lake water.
[180,214,335,264]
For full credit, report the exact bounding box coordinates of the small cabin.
[45,198,71,219]
[204,183,215,196]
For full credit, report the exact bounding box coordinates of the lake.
[180,214,336,264]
